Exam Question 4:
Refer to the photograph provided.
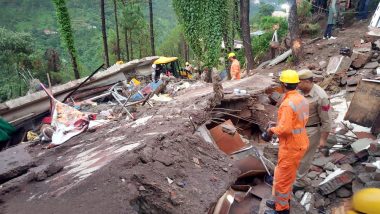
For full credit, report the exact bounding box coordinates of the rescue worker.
[228,52,241,80]
[294,69,332,191]
[324,0,338,40]
[264,70,309,214]
[152,64,163,83]
[185,62,193,72]
[151,64,157,82]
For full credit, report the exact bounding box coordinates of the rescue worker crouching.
[294,69,332,191]
[264,70,310,214]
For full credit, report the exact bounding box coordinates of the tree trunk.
[149,0,156,56]
[239,0,254,71]
[234,0,240,37]
[124,27,130,61]
[148,0,155,55]
[100,0,110,67]
[129,30,133,59]
[288,0,303,63]
[69,50,80,79]
[113,0,121,61]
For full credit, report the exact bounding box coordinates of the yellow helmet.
[228,52,236,58]
[279,70,300,84]
[352,188,380,214]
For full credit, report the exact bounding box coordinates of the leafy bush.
[258,3,275,17]
[251,16,288,62]
[297,0,312,22]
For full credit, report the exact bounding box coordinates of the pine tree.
[52,0,80,79]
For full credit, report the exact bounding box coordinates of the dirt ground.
[0,20,373,214]
[0,75,274,214]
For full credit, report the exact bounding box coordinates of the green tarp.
[0,118,16,142]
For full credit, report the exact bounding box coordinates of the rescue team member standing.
[265,70,309,214]
[294,69,332,190]
[228,52,241,80]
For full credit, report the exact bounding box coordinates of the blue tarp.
[130,80,163,102]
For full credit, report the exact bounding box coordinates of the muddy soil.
[0,75,274,214]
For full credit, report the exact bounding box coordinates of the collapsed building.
[1,21,380,214]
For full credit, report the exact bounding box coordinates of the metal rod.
[62,64,104,102]
[340,122,358,138]
[211,111,265,127]
[212,107,242,112]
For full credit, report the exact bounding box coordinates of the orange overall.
[230,59,241,80]
[270,90,309,211]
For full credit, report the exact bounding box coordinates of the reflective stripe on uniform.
[289,99,309,121]
[292,128,305,134]
[275,191,291,198]
[275,198,289,206]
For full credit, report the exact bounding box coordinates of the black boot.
[266,200,275,209]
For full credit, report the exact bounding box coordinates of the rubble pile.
[308,39,380,94]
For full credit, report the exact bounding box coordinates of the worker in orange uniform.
[228,52,241,80]
[264,70,310,214]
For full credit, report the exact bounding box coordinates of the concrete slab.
[0,143,33,184]
[351,138,375,153]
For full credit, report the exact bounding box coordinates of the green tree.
[52,0,80,79]
[173,0,228,67]
[0,27,35,101]
[121,2,149,60]
[258,3,275,17]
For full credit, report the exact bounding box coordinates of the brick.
[307,171,319,179]
[347,75,362,86]
[352,179,364,193]
[351,51,373,69]
[337,152,358,164]
[318,170,354,195]
[336,187,352,198]
[330,152,346,164]
[365,61,380,69]
[340,164,354,173]
[313,156,332,167]
[364,163,377,172]
[365,181,380,188]
[347,70,357,77]
[373,169,380,181]
[310,165,324,173]
[324,162,336,171]
[358,173,372,183]
[368,143,380,157]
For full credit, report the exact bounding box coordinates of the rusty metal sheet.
[209,120,248,155]
[250,183,272,200]
[229,195,261,214]
[344,79,380,128]
[212,189,235,214]
[233,155,266,179]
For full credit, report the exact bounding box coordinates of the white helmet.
[152,64,156,69]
